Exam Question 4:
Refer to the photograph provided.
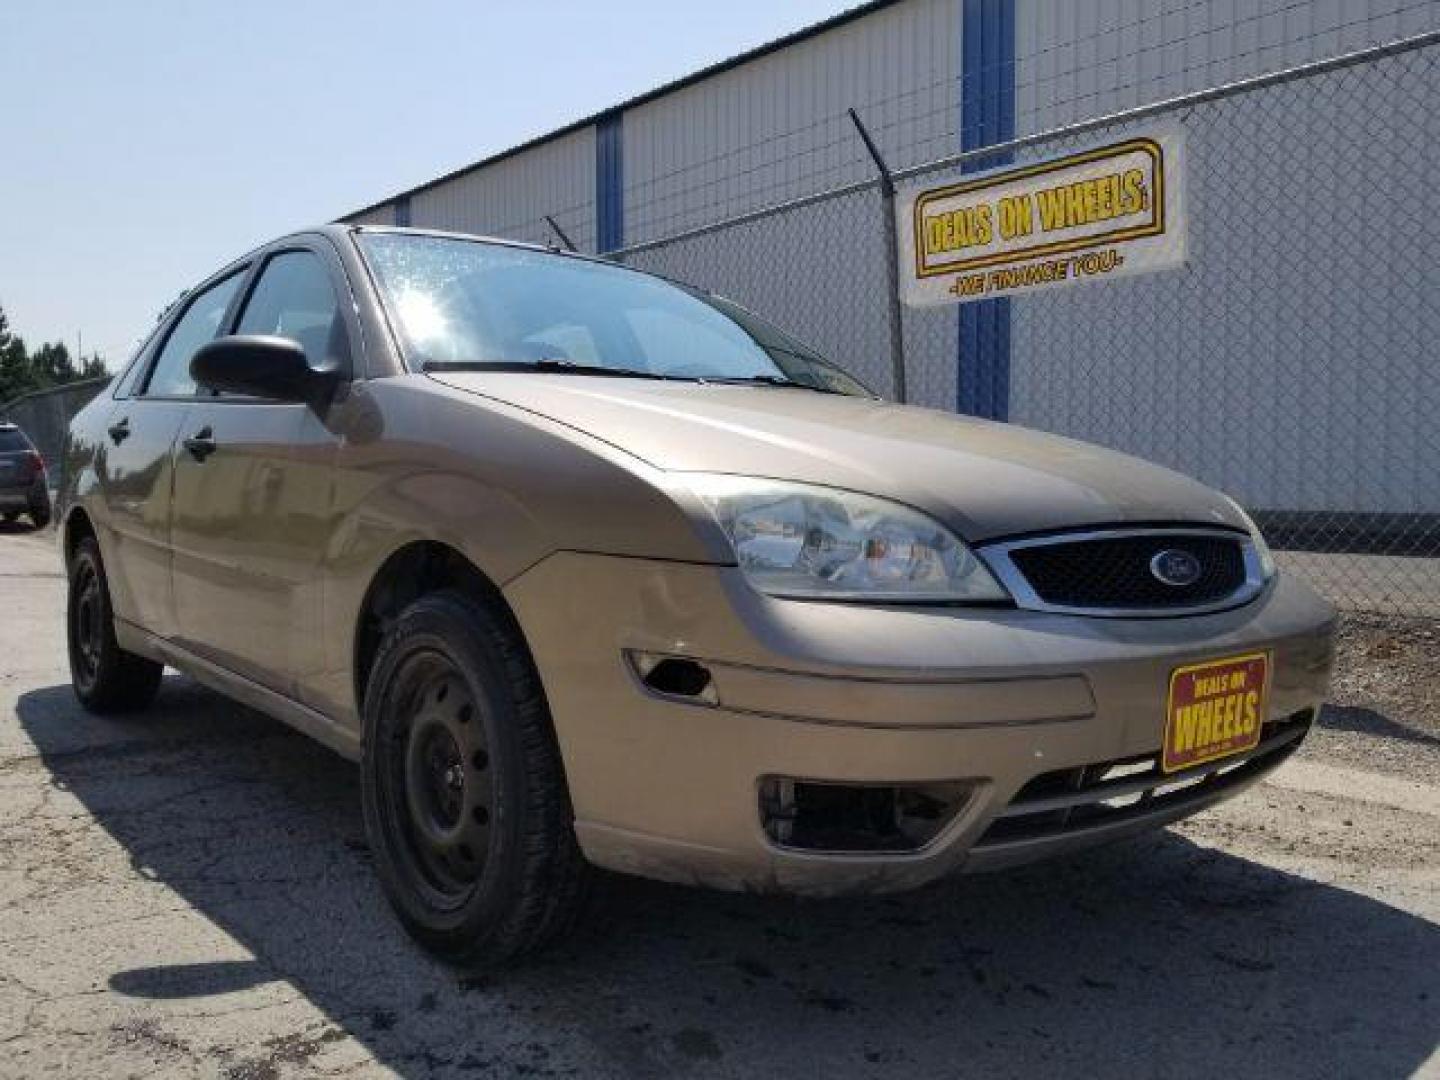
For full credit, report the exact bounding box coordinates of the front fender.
[308,375,726,729]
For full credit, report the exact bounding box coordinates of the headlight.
[1223,495,1277,580]
[686,474,1009,602]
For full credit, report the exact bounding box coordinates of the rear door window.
[143,271,246,397]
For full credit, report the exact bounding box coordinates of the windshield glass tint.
[358,233,869,394]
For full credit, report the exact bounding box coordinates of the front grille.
[1005,531,1247,610]
[973,710,1312,851]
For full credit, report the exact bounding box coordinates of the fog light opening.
[760,778,970,854]
[629,653,718,704]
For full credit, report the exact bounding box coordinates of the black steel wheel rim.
[70,560,103,689]
[380,650,495,905]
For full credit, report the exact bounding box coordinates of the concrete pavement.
[1,526,1436,1078]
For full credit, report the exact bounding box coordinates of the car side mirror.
[190,335,338,406]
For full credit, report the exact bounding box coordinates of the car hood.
[433,374,1247,543]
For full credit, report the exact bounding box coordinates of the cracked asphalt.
[1,525,1437,1078]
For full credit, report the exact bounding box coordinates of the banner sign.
[897,126,1186,306]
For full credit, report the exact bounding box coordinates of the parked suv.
[0,422,50,528]
[57,226,1335,966]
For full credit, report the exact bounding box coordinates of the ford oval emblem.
[1150,549,1203,587]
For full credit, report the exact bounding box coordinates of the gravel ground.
[1312,612,1440,784]
[0,526,1436,1079]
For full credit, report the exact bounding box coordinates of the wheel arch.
[62,505,97,568]
[351,539,537,716]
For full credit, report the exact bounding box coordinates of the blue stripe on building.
[393,194,412,227]
[956,0,1015,420]
[596,113,625,253]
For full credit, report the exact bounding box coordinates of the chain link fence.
[613,31,1439,617]
[0,379,109,483]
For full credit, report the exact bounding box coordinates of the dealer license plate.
[1162,652,1270,773]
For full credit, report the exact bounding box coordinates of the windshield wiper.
[698,374,845,394]
[423,359,844,392]
[422,358,689,381]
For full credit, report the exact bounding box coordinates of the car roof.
[172,224,584,310]
[281,223,562,259]
[345,223,547,249]
[157,224,699,363]
[343,224,618,269]
[342,224,717,297]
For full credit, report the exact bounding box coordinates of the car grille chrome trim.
[974,711,1311,850]
[993,722,1304,820]
[978,526,1268,617]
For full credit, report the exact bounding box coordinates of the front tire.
[361,590,589,967]
[67,537,163,713]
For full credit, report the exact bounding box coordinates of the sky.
[0,0,855,369]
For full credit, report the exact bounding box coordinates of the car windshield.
[357,232,871,396]
[0,429,30,453]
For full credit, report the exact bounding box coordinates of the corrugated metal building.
[341,0,1438,526]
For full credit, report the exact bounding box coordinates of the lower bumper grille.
[759,778,973,854]
[974,710,1313,851]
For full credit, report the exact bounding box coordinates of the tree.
[0,300,109,405]
[0,304,32,404]
[30,342,77,385]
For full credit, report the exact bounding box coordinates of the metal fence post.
[544,215,578,252]
[847,108,907,404]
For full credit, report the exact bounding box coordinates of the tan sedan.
[57,226,1335,965]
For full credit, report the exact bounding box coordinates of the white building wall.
[619,0,963,405]
[338,0,1437,512]
[1014,0,1438,135]
[622,0,961,245]
[349,204,394,227]
[409,127,597,250]
[1006,0,1439,512]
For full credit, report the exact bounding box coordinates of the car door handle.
[107,418,131,445]
[182,426,217,461]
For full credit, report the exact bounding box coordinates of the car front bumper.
[504,553,1335,896]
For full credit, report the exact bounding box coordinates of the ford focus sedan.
[57,225,1335,966]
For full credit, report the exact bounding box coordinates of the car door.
[97,268,248,637]
[168,243,354,695]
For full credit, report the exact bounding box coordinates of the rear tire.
[29,502,50,529]
[361,590,589,967]
[67,537,163,713]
